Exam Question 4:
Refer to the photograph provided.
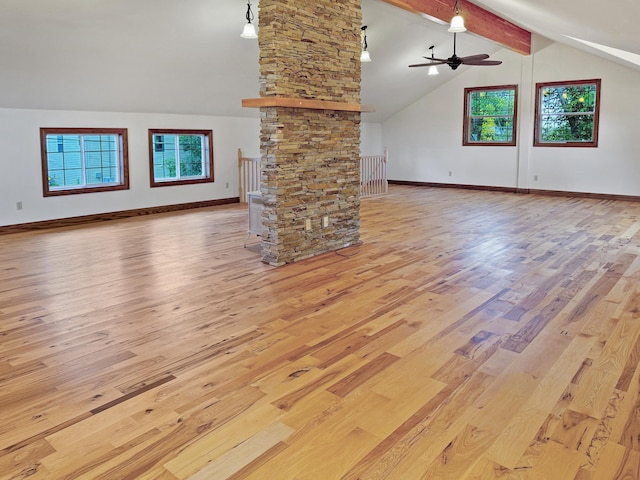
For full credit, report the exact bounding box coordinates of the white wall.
[360,122,383,156]
[383,40,640,196]
[530,43,640,195]
[0,109,261,226]
[0,110,386,227]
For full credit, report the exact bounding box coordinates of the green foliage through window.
[536,80,600,146]
[464,85,517,146]
[148,129,214,187]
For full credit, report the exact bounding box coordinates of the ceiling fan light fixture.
[360,25,372,63]
[448,14,466,33]
[427,65,440,75]
[240,1,258,39]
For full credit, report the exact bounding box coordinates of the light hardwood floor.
[2,185,640,479]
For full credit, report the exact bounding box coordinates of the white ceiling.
[0,0,636,123]
[475,0,640,57]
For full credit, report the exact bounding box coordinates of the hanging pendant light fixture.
[427,45,439,75]
[448,0,467,33]
[240,1,258,39]
[360,26,372,62]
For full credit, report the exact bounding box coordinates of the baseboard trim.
[388,180,518,194]
[527,188,640,202]
[0,197,240,235]
[389,181,640,203]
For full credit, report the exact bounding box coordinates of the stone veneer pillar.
[256,0,363,266]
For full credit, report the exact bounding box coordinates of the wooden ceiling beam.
[381,0,531,55]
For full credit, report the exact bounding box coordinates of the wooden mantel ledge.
[242,97,375,113]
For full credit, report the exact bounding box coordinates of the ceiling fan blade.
[459,53,490,62]
[462,60,503,66]
[422,56,450,62]
[409,61,448,67]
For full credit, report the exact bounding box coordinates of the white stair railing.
[238,148,261,203]
[360,148,388,198]
[238,148,388,202]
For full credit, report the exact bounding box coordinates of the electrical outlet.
[305,219,311,231]
[534,175,539,181]
[323,216,329,228]
[448,171,452,177]
[225,182,229,188]
[16,201,22,210]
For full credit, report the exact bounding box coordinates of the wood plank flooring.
[2,185,640,479]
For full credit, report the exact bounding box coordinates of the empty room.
[2,0,640,478]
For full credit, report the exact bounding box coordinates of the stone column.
[257,0,362,266]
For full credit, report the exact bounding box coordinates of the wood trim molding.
[242,97,375,113]
[389,181,640,203]
[381,0,531,55]
[0,197,240,235]
[527,188,640,202]
[389,180,518,194]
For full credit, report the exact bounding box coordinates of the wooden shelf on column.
[242,97,375,113]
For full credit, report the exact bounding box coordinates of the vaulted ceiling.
[0,0,636,123]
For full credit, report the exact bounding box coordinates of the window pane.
[47,152,64,170]
[153,134,176,179]
[535,80,600,146]
[41,129,128,195]
[540,114,594,142]
[469,117,514,142]
[63,152,82,170]
[63,169,82,186]
[149,130,213,186]
[86,151,102,168]
[86,168,104,184]
[470,90,515,116]
[62,136,81,152]
[46,133,114,186]
[541,85,596,115]
[179,135,203,177]
[156,158,177,178]
[464,86,517,146]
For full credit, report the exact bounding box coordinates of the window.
[463,85,518,146]
[40,128,129,196]
[534,79,601,147]
[148,129,214,187]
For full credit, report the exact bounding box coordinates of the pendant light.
[240,1,258,39]
[427,45,439,75]
[360,26,372,62]
[448,0,467,33]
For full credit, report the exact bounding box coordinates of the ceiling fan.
[409,33,502,71]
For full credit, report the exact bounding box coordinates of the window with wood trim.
[463,85,518,146]
[534,79,601,147]
[40,128,129,196]
[149,129,214,187]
